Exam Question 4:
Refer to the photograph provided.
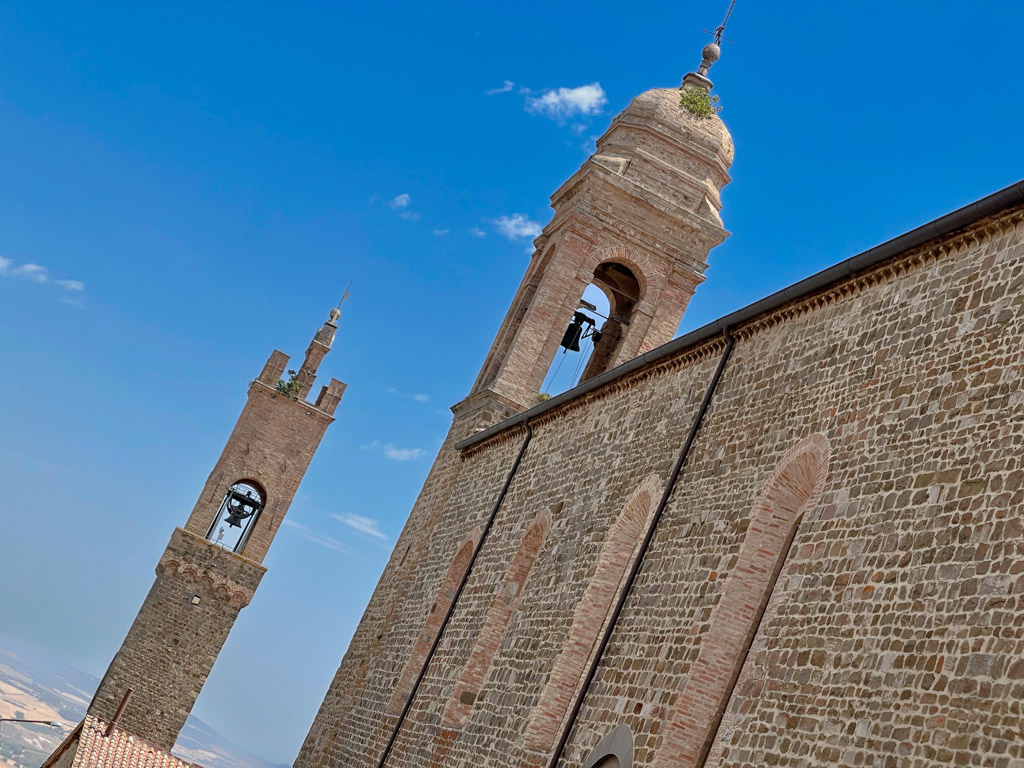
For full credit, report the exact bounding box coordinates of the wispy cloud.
[362,439,426,461]
[1,257,87,306]
[13,263,48,283]
[385,445,425,461]
[485,79,516,95]
[329,512,389,541]
[469,227,487,238]
[494,214,542,240]
[386,386,430,403]
[432,228,450,237]
[388,193,420,221]
[283,519,352,553]
[526,83,607,122]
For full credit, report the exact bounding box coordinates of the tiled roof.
[42,716,204,768]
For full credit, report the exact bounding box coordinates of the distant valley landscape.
[0,635,288,768]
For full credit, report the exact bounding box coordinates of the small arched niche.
[206,480,265,554]
[583,725,633,768]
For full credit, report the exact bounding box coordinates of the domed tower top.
[466,32,737,415]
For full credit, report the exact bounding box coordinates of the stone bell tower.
[87,309,347,752]
[469,42,734,415]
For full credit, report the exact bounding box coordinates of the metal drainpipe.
[375,420,534,768]
[545,328,735,768]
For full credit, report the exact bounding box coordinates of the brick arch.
[387,530,481,715]
[582,245,662,307]
[429,509,552,767]
[654,434,830,768]
[523,475,662,754]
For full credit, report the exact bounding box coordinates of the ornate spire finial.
[683,0,735,92]
[329,282,352,324]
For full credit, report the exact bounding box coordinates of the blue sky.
[2,1,1023,763]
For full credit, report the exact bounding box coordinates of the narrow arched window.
[206,481,265,553]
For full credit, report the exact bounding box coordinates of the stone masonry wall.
[301,203,1024,768]
[559,206,1024,767]
[294,395,523,768]
[89,529,264,752]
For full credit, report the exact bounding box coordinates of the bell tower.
[469,43,734,413]
[87,309,347,752]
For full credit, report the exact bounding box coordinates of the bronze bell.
[560,312,585,352]
[224,491,257,527]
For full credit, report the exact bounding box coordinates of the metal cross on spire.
[703,0,737,45]
[328,281,352,325]
[337,281,352,310]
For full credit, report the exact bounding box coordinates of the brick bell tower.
[87,309,346,752]
[466,42,734,419]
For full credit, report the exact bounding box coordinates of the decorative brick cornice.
[734,207,1024,342]
[156,556,254,608]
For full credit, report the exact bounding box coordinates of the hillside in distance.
[0,635,288,768]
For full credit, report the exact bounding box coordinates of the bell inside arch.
[224,490,259,527]
[560,312,587,352]
[207,481,265,552]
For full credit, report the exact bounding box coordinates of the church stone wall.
[559,207,1024,767]
[300,204,1024,768]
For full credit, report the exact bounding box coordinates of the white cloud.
[469,228,487,238]
[494,214,542,240]
[283,519,351,553]
[61,296,86,309]
[57,279,85,291]
[329,513,389,541]
[412,393,429,402]
[526,83,607,122]
[432,228,450,237]
[362,438,426,461]
[0,257,10,273]
[384,444,425,461]
[485,80,515,95]
[386,193,420,221]
[14,263,48,283]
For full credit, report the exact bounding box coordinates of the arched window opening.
[541,284,612,396]
[206,481,265,554]
[541,261,642,397]
[582,262,642,382]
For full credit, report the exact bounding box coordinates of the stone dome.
[615,87,734,168]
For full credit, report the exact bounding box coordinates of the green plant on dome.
[680,85,721,120]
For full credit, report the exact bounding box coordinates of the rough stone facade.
[295,52,1024,768]
[86,313,345,754]
[300,196,1024,768]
